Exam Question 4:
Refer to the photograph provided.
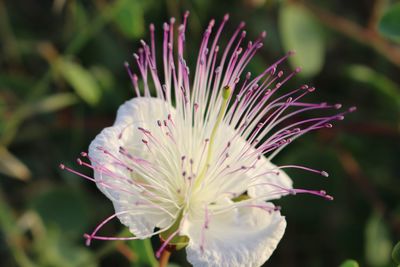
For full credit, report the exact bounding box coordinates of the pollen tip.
[124,61,129,67]
[184,10,190,17]
[334,103,342,109]
[76,158,83,165]
[224,13,230,21]
[208,19,215,28]
[149,23,155,31]
[83,234,92,246]
[163,22,169,31]
[321,171,329,177]
[261,30,267,38]
[349,106,357,112]
[326,195,334,201]
[80,152,88,157]
[156,251,162,259]
[295,67,302,73]
[59,163,65,170]
[239,21,246,28]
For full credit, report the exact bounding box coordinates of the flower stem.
[158,250,171,267]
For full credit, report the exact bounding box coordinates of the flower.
[60,11,355,267]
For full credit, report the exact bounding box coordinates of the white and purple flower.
[60,12,355,267]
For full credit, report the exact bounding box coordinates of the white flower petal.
[114,97,171,127]
[88,97,179,237]
[88,125,160,237]
[181,202,286,267]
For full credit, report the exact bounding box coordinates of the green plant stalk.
[144,238,158,267]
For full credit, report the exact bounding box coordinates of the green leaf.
[378,3,400,43]
[365,214,392,267]
[127,238,158,267]
[31,188,90,238]
[339,259,359,267]
[279,3,325,77]
[69,1,88,30]
[0,93,77,146]
[393,241,400,264]
[57,58,101,105]
[0,73,35,93]
[113,0,145,39]
[0,146,31,180]
[35,227,97,267]
[90,66,115,92]
[31,93,78,114]
[345,64,400,107]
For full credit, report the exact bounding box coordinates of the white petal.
[88,97,177,237]
[181,202,286,267]
[114,97,171,126]
[88,125,157,236]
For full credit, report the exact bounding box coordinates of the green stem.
[144,238,158,267]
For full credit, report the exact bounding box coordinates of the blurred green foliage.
[339,259,360,267]
[0,0,399,266]
[379,3,400,43]
[279,3,325,77]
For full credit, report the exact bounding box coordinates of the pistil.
[194,85,231,189]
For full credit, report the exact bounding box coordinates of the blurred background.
[0,0,399,266]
